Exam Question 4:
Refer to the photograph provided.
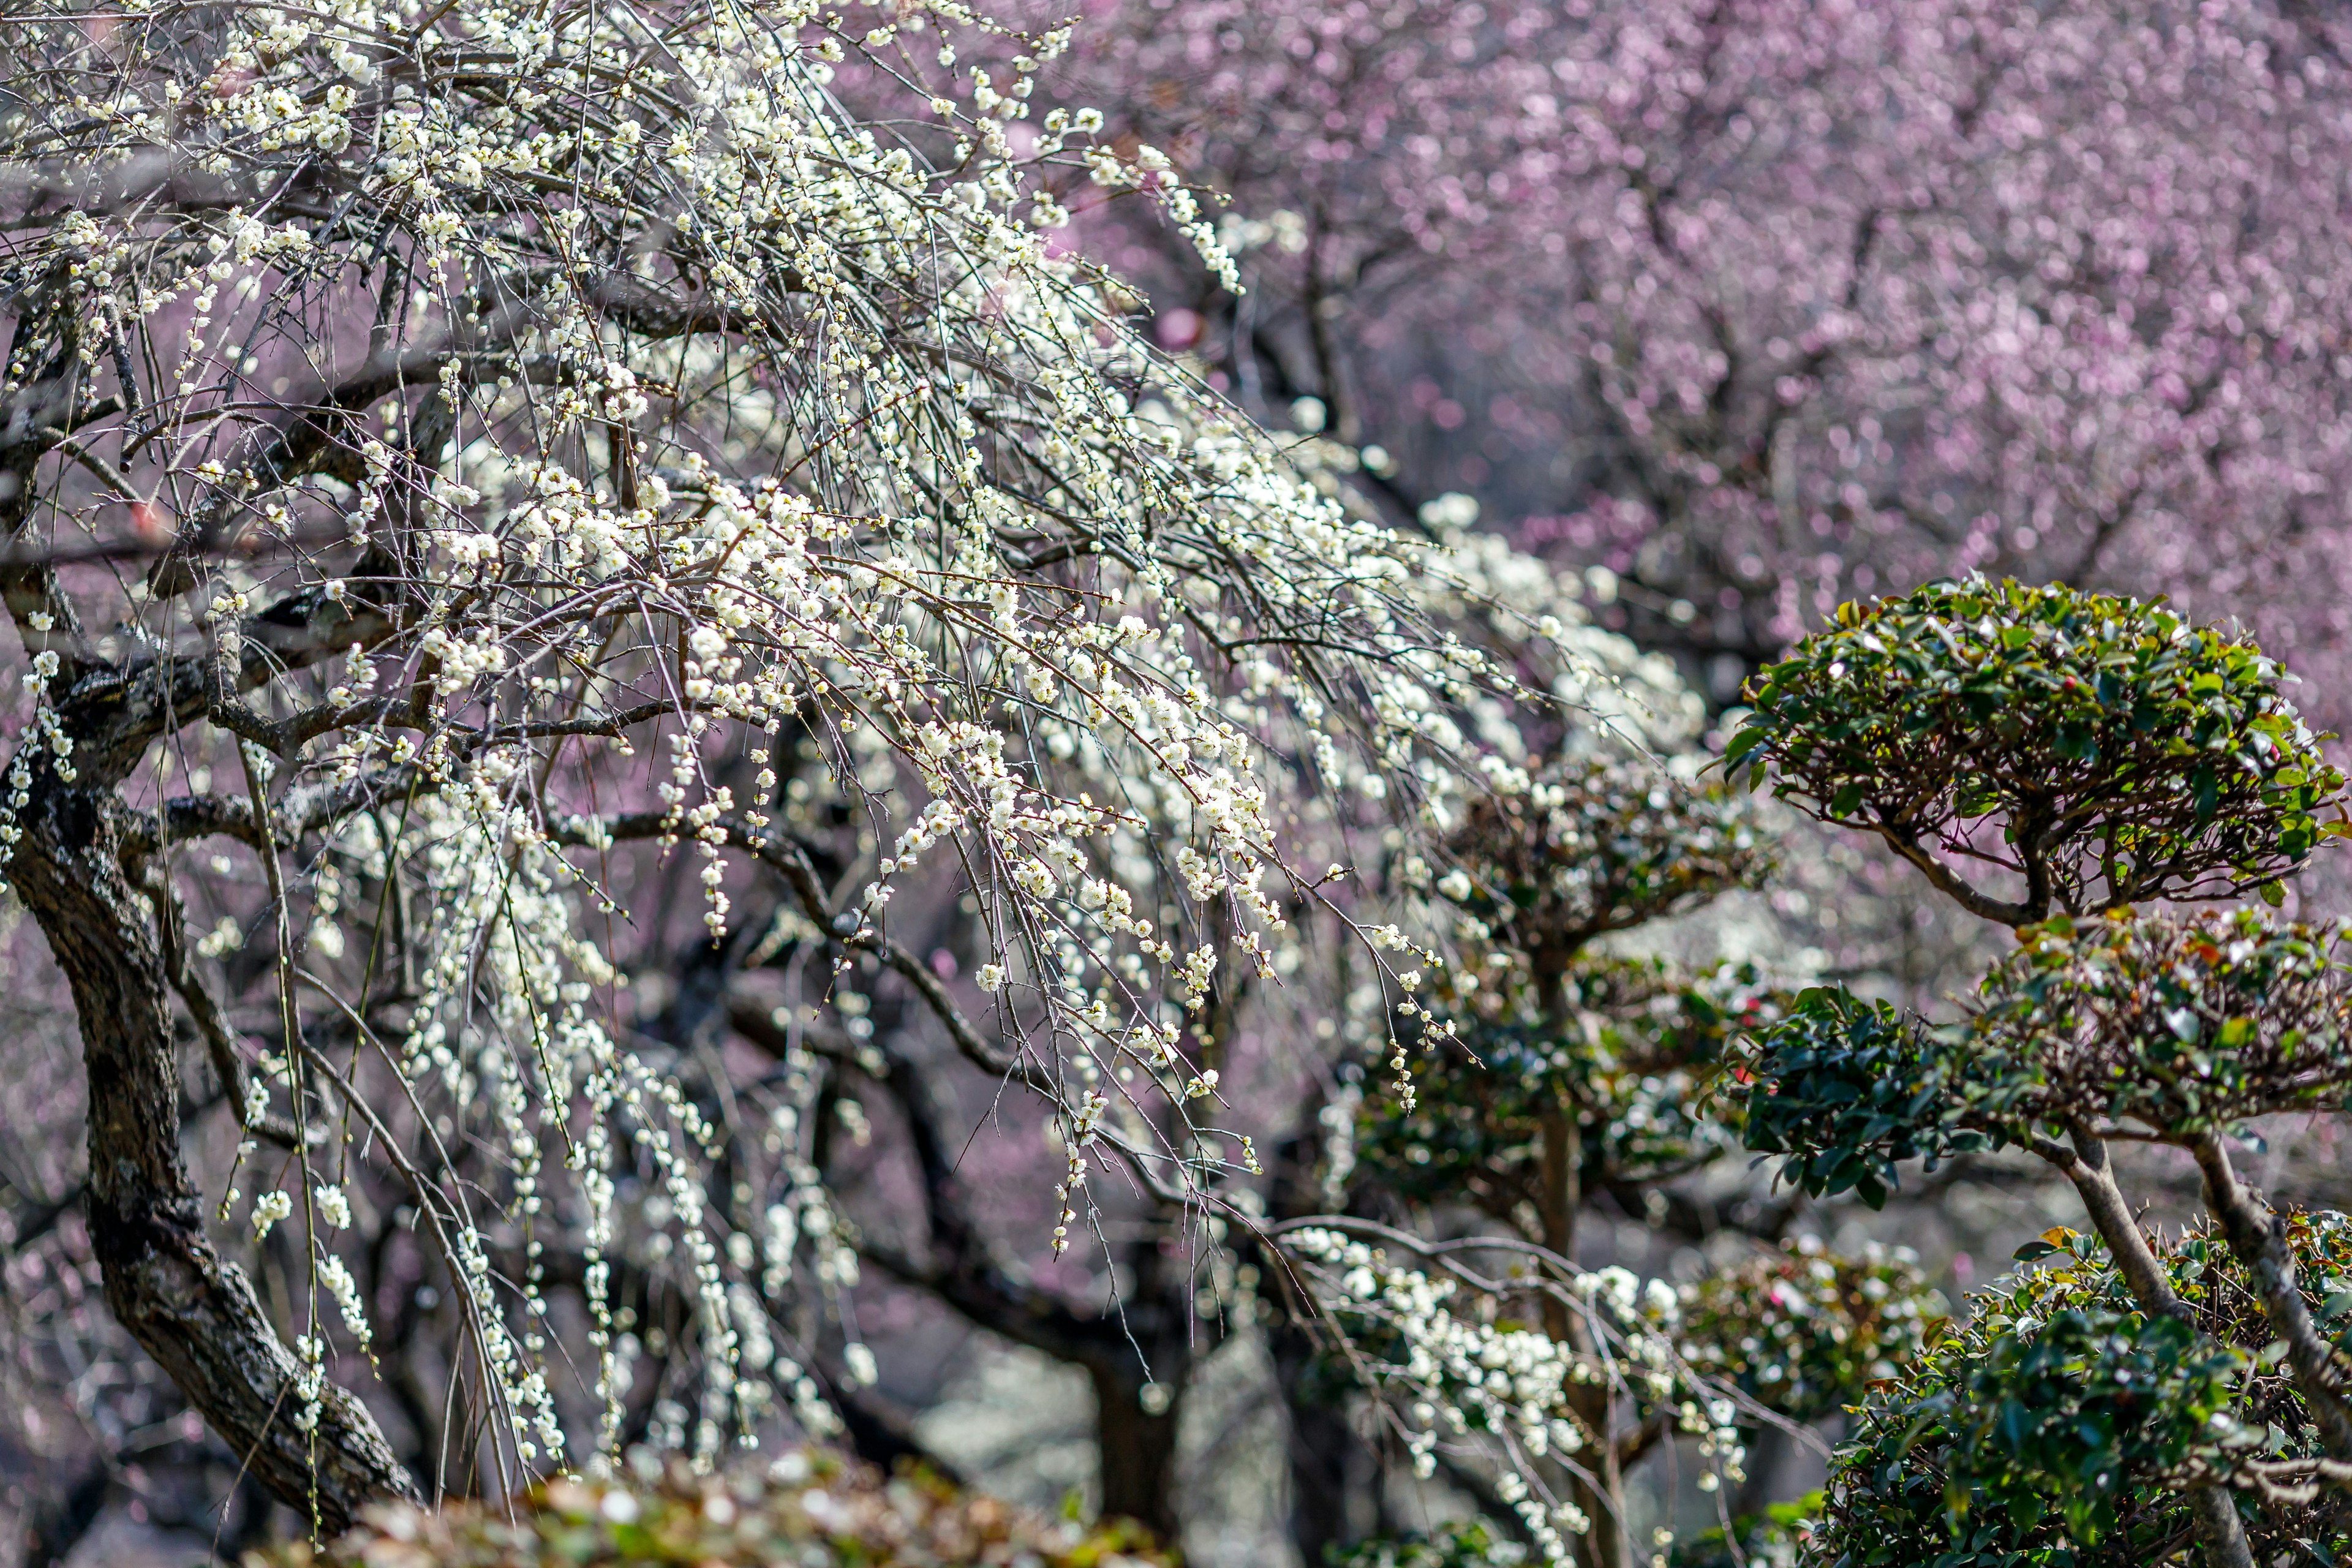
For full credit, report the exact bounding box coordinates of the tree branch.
[573,810,1043,1087]
[726,995,1116,1364]
[2190,1133,2352,1463]
[2026,1125,2255,1568]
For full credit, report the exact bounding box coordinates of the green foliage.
[1438,752,1774,968]
[1326,1520,1527,1568]
[1727,576,2343,920]
[1738,913,2352,1202]
[1677,1238,1947,1427]
[253,1451,1169,1567]
[1718,573,2352,1562]
[1816,1220,2352,1567]
[1365,960,1784,1218]
[1975,908,2352,1138]
[1666,1495,1822,1568]
[1732,987,2036,1207]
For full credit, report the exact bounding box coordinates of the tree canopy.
[1725,578,2345,925]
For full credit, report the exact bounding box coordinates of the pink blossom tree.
[1053,0,2352,713]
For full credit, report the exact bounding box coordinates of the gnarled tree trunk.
[16,779,417,1533]
[0,277,417,1534]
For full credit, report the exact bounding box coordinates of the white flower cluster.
[0,0,1691,1491]
[316,1251,371,1355]
[1286,1227,1746,1561]
[0,611,78,894]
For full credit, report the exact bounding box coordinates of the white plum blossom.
[0,0,1676,1509]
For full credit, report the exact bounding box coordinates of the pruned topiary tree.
[1283,741,1948,1568]
[1728,575,2352,1568]
[1724,578,2343,925]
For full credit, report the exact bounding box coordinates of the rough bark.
[14,778,416,1534]
[2036,1128,2253,1568]
[2191,1134,2352,1462]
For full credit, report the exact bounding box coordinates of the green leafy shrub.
[1725,576,2344,924]
[252,1450,1169,1568]
[1727,576,2352,1566]
[1731,987,2035,1207]
[1815,1219,2352,1567]
[1974,908,2352,1137]
[1438,753,1774,971]
[1365,959,1784,1216]
[1738,911,2352,1207]
[1676,1238,1947,1426]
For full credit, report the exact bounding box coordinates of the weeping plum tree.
[0,0,1617,1537]
[1727,576,2352,1565]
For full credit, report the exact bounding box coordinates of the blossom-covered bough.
[1272,1219,1756,1567]
[1265,1208,1940,1567]
[0,0,1646,1533]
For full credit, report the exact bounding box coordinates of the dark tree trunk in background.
[1086,1357,1185,1544]
[793,931,1202,1553]
[1262,1119,1382,1567]
[1081,1230,1194,1546]
[1539,1108,1630,1568]
[1270,1312,1368,1567]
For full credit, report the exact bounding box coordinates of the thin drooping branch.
[148,870,308,1153]
[579,810,1045,1086]
[726,996,1112,1365]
